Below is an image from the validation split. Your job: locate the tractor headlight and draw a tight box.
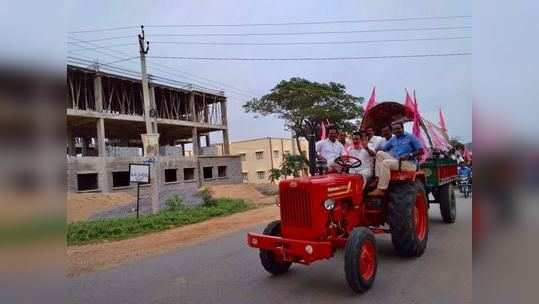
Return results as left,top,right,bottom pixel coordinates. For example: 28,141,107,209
323,199,336,210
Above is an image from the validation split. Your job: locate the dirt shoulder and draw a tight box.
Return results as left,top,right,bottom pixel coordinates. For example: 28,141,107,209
67,192,134,223
67,205,279,277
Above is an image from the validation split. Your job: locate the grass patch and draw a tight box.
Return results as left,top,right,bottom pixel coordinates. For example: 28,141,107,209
67,198,250,246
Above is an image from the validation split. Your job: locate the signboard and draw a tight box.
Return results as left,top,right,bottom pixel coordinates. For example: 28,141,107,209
129,163,150,183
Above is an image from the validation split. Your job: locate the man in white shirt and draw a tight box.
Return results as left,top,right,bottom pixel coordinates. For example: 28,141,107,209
346,131,376,188
316,125,344,168
366,127,387,151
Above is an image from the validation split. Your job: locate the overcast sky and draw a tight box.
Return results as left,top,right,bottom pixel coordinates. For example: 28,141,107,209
68,0,471,143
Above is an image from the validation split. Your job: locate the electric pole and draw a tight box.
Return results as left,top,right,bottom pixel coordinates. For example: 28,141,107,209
138,25,160,214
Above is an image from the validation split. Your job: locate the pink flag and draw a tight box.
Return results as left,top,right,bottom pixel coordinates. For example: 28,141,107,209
404,89,414,111
463,146,472,161
412,97,429,162
438,107,447,131
320,120,327,140
364,86,376,112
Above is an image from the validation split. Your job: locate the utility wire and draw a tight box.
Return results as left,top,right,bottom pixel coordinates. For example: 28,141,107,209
145,15,472,27
148,53,472,61
68,15,471,33
69,26,139,34
68,36,470,53
67,26,471,43
68,35,257,98
148,26,472,38
151,36,471,46
68,43,138,53
102,56,140,65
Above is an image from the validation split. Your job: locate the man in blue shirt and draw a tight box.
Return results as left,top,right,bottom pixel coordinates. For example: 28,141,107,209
368,121,424,196
458,162,472,178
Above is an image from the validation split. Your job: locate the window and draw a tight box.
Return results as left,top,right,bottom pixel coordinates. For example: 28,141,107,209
242,172,248,182
165,168,178,183
284,150,290,155
273,150,280,158
239,153,246,161
183,168,195,181
217,166,227,178
203,167,213,179
256,171,265,180
255,151,264,160
77,173,98,191
112,171,130,188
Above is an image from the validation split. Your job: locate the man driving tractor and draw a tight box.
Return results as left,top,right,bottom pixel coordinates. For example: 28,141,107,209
315,125,345,170
368,121,424,196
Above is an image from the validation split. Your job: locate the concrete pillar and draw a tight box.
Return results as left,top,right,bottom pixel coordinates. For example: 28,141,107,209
192,127,199,156
149,85,158,133
189,92,196,122
94,75,103,111
67,128,76,156
96,119,106,156
81,137,89,156
220,99,230,155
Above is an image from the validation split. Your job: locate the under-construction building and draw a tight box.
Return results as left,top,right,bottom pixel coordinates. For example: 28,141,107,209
66,60,241,203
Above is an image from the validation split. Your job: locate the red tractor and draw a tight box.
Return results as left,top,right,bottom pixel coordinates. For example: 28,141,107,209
246,102,433,293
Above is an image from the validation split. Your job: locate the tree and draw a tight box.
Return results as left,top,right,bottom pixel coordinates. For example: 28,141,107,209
243,78,364,155
268,168,282,184
268,154,308,183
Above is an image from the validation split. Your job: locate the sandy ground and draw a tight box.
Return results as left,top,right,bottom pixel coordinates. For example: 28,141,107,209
208,183,276,206
67,192,135,223
67,205,279,277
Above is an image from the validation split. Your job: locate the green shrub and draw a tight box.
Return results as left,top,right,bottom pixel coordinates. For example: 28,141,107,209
165,195,186,211
195,187,215,207
67,198,250,246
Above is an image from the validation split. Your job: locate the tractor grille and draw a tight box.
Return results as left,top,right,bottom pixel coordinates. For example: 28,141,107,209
280,188,312,228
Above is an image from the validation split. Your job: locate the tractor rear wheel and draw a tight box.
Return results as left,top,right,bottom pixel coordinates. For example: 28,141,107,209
437,183,457,223
344,227,377,294
388,181,429,257
259,220,291,275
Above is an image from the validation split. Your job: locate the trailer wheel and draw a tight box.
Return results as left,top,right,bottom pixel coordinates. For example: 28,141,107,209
344,227,377,294
437,183,457,223
388,181,429,257
259,220,291,275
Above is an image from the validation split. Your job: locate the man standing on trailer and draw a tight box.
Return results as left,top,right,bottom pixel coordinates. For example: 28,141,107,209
368,121,423,196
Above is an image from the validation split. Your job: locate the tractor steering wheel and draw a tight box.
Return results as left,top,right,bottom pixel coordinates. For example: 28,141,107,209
334,155,362,170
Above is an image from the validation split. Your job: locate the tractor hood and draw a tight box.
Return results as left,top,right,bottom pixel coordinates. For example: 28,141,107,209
278,174,363,240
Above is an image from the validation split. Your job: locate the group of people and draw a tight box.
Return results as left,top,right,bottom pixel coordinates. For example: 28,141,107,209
315,122,423,196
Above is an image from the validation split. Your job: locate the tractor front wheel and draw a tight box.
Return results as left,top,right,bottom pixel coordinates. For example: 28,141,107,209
344,227,377,294
437,183,457,223
388,181,429,257
259,220,291,275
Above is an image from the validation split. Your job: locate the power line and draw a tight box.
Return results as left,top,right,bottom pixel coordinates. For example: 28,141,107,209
149,53,471,61
148,26,472,38
67,26,471,42
68,43,138,53
144,15,472,28
68,26,139,34
68,15,471,33
67,35,258,98
151,36,471,46
102,56,140,65
67,35,134,43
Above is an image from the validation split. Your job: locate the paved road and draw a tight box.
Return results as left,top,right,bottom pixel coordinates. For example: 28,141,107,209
70,196,472,304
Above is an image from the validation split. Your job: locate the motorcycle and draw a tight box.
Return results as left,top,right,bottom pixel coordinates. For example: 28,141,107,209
458,175,472,198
